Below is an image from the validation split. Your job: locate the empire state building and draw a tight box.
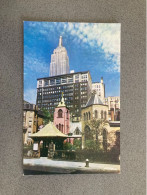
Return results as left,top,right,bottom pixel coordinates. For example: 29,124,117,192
49,36,70,76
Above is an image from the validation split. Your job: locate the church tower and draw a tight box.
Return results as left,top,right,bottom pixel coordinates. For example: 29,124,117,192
50,36,70,76
53,92,70,135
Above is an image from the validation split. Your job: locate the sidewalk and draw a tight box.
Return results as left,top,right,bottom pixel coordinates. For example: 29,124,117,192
23,158,120,174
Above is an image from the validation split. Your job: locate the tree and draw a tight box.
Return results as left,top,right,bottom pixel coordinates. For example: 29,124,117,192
41,108,53,125
63,142,73,150
73,139,82,149
84,118,109,149
85,140,98,150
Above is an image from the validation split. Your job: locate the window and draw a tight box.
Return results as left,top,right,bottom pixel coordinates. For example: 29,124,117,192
39,80,42,87
82,74,88,81
75,74,79,83
74,128,80,135
84,125,92,141
88,112,91,120
86,113,88,120
50,79,55,85
44,80,48,86
115,131,120,150
84,113,86,121
103,129,107,151
56,78,61,85
59,124,61,131
104,111,107,119
95,110,98,118
68,78,73,83
58,109,63,118
67,110,68,119
101,110,103,119
62,78,67,84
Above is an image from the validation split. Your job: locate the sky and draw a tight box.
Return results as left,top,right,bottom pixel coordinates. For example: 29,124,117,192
24,22,120,104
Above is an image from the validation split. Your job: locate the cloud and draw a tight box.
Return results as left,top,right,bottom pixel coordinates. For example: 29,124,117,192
24,88,37,104
24,54,49,74
25,22,120,72
60,23,121,72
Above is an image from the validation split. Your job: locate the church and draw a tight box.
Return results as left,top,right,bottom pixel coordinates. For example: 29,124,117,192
81,92,120,151
53,92,70,135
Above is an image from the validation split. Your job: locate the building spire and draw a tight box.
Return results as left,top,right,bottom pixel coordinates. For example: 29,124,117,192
61,92,64,103
50,35,69,76
59,36,62,47
57,92,66,107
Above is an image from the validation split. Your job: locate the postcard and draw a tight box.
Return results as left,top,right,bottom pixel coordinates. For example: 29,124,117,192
23,22,120,174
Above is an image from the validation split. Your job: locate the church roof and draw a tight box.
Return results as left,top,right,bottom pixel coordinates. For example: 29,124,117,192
30,122,67,138
86,93,103,107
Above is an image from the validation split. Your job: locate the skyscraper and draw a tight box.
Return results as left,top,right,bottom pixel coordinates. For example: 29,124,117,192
50,36,70,76
36,71,92,117
92,77,105,101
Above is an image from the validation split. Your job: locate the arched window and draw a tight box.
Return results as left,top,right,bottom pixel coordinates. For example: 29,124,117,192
86,113,88,120
103,129,107,151
56,125,58,129
104,111,107,119
115,131,120,153
84,113,86,121
95,110,98,118
62,124,64,133
74,127,80,135
88,112,91,120
101,110,103,119
58,109,63,118
59,123,61,131
117,111,120,121
84,125,92,141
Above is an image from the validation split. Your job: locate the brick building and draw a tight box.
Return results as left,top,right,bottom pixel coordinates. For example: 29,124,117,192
53,93,70,135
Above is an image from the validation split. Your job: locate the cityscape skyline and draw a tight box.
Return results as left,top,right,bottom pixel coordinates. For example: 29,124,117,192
24,22,120,104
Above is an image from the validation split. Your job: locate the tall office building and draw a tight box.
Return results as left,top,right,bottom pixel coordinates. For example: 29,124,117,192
104,96,120,110
92,77,105,101
36,71,92,117
50,36,69,76
23,101,44,145
104,96,120,121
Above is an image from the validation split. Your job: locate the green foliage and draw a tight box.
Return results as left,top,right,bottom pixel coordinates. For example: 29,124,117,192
87,118,108,138
75,150,119,163
63,142,73,150
73,139,82,149
41,108,53,125
62,140,82,151
110,131,120,156
84,119,109,151
85,140,100,151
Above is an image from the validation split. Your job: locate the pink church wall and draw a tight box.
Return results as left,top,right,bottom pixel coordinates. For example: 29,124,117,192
54,107,70,135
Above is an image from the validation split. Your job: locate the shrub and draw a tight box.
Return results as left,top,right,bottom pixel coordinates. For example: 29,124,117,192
73,139,82,149
63,142,73,150
85,140,100,151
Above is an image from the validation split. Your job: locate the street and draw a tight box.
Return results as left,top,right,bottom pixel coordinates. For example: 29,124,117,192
23,157,120,174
